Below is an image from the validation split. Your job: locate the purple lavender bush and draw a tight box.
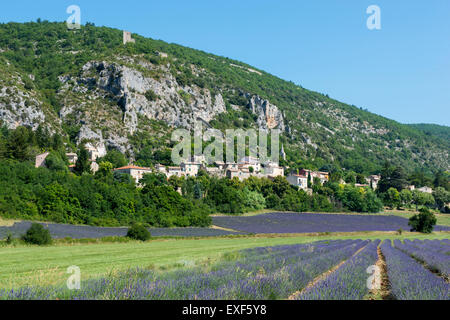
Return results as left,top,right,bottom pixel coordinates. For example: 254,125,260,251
381,241,449,300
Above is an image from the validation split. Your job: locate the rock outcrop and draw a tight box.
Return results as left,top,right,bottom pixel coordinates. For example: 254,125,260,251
245,94,285,131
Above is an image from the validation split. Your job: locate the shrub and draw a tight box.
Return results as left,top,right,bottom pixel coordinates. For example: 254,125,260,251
22,223,52,245
126,223,151,241
144,90,159,102
408,207,437,233
6,233,13,244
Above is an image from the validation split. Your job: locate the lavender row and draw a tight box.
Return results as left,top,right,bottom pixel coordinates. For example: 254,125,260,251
406,239,450,256
212,212,450,234
1,240,367,300
394,240,450,278
0,221,245,239
380,241,449,300
190,240,369,300
297,240,380,300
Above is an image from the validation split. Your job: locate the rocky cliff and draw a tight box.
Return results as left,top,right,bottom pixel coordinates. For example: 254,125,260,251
0,22,447,172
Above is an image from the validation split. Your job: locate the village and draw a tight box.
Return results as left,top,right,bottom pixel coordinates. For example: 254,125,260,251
33,147,437,195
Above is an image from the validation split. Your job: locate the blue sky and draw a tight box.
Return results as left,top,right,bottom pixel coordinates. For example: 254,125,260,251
2,1,449,126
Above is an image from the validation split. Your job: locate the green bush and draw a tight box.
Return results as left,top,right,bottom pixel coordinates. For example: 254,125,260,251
126,223,151,241
22,223,52,245
408,207,437,233
144,90,159,102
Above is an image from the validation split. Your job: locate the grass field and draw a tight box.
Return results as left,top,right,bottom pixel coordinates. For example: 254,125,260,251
1,231,448,290
382,209,450,227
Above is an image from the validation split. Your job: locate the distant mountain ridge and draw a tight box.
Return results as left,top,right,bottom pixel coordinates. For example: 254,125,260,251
0,21,448,173
407,123,450,142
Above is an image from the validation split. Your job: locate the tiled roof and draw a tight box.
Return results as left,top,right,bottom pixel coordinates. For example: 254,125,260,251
114,165,152,171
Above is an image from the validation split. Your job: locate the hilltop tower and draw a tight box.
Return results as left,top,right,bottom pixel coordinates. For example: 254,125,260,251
123,31,135,45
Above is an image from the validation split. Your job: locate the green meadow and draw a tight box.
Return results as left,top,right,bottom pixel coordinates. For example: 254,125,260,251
1,231,448,290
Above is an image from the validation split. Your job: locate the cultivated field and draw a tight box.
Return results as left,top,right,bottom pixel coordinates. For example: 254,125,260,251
1,238,448,300
1,212,449,240
0,231,449,293
1,212,449,300
212,212,450,234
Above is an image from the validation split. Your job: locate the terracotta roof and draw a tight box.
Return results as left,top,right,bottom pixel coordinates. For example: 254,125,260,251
114,165,152,171
290,174,307,178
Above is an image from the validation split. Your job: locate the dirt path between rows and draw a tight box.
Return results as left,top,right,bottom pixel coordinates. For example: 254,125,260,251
367,244,395,300
287,243,368,300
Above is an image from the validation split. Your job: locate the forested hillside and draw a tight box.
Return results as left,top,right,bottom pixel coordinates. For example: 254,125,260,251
407,124,450,143
0,21,448,174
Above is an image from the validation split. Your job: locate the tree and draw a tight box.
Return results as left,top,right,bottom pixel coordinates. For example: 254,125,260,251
96,161,113,178
408,208,436,233
356,173,366,184
74,145,91,175
45,151,68,171
5,126,34,161
51,134,64,151
433,170,449,191
242,188,265,210
313,177,321,186
377,163,408,193
412,190,435,211
344,171,356,184
193,183,203,199
433,187,450,212
22,223,52,245
97,150,128,168
385,187,400,209
140,172,167,187
409,170,433,188
126,223,151,241
365,190,384,213
399,189,413,209
329,170,343,183
168,175,182,190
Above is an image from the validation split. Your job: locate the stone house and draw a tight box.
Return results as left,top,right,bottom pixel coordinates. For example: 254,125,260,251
35,152,50,168
365,175,381,190
226,167,250,181
113,165,152,184
180,161,202,177
239,156,261,173
262,162,284,178
167,166,185,178
287,174,308,190
417,186,433,194
298,169,329,185
66,153,78,164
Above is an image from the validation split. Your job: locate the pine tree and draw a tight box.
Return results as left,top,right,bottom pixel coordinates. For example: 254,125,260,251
74,145,91,175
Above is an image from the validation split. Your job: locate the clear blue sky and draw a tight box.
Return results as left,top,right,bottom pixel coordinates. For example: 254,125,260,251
2,0,449,126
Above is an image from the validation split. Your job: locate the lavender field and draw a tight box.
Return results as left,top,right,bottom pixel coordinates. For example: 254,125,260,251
212,212,450,234
0,221,244,239
2,212,449,240
1,239,448,300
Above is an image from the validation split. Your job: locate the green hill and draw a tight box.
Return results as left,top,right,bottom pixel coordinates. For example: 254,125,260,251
407,124,450,142
0,21,448,174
